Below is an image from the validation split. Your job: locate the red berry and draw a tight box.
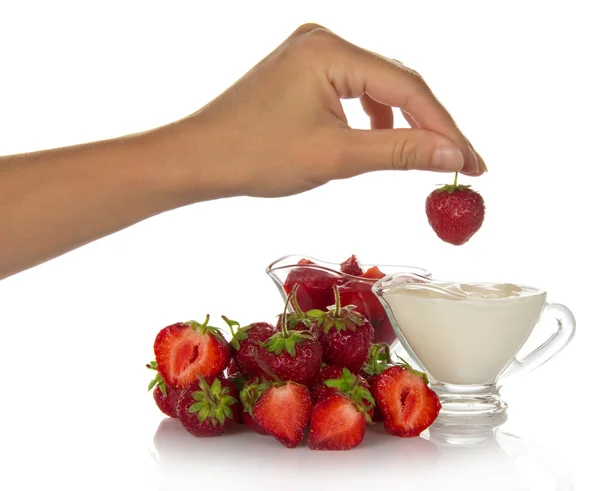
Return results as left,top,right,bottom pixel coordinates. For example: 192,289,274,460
425,178,485,246
176,376,239,437
311,286,374,373
154,316,231,388
252,381,312,448
222,317,277,379
146,360,181,418
308,393,367,451
372,365,441,437
283,258,342,311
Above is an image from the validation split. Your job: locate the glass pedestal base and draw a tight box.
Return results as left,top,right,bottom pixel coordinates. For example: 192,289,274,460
433,383,507,418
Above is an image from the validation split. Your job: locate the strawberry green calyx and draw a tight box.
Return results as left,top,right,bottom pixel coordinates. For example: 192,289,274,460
262,285,315,357
434,171,471,194
188,376,238,427
361,343,393,376
240,378,270,417
280,287,312,330
146,360,167,396
309,285,366,334
184,315,228,344
221,316,250,351
324,367,375,423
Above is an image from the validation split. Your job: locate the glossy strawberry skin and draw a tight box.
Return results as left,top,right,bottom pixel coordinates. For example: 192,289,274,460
233,322,277,379
283,259,342,312
308,393,367,450
311,365,373,419
242,411,268,435
372,366,441,437
313,320,374,374
340,255,363,276
152,385,181,419
176,376,237,437
257,338,322,388
425,186,485,246
253,382,313,448
154,321,231,389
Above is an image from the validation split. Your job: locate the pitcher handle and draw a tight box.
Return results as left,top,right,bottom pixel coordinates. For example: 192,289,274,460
498,303,575,388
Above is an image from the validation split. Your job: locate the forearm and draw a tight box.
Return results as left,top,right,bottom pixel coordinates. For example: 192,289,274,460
0,118,219,280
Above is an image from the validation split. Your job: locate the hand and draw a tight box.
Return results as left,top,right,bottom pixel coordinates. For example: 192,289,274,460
179,23,486,199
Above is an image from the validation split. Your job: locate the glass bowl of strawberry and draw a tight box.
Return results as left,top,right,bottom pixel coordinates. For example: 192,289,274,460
266,254,431,345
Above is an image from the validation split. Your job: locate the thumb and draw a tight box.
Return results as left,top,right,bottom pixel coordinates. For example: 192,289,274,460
337,127,465,178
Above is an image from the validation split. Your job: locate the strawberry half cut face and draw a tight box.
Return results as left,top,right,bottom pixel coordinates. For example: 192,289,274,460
154,316,231,388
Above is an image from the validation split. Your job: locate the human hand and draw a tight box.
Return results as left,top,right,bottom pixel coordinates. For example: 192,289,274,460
176,23,486,199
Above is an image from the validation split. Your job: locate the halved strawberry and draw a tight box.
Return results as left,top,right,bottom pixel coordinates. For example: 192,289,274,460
154,315,231,388
371,364,441,437
308,393,368,450
239,377,271,435
251,380,312,448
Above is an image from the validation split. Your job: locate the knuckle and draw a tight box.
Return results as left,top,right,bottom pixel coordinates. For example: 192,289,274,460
392,139,418,170
292,23,328,37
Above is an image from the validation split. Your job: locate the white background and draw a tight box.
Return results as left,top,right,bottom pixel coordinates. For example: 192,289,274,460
0,1,597,489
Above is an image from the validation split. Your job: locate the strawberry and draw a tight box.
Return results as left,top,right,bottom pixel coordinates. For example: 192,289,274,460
307,393,369,451
222,317,277,379
361,265,386,280
359,343,395,423
154,315,231,388
371,363,441,437
239,376,270,435
176,375,239,437
221,376,243,424
310,285,374,373
146,360,181,418
311,366,375,421
283,258,341,312
340,254,363,277
248,379,312,448
257,287,322,387
425,173,485,246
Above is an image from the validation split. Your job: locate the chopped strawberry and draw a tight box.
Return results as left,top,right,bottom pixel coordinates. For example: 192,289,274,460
361,266,386,280
372,364,441,437
176,376,239,437
251,380,312,448
146,360,181,418
340,255,364,277
239,377,270,435
154,316,231,388
283,258,342,312
308,393,367,450
310,285,374,373
222,317,277,379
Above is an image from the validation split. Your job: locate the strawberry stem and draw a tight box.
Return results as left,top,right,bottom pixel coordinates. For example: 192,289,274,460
333,284,341,317
453,171,458,187
221,315,239,337
280,285,297,338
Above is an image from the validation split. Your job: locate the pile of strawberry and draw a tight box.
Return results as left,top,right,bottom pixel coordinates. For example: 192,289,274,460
147,285,441,450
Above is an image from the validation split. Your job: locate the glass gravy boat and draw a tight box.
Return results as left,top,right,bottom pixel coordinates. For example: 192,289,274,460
373,273,576,418
266,254,431,345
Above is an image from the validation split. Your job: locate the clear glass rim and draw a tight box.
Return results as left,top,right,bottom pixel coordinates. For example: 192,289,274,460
266,253,432,283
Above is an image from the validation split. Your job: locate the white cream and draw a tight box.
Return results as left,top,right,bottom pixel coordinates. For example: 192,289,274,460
382,282,546,385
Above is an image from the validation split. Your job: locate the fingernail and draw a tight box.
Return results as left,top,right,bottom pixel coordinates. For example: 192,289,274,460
470,148,481,174
431,147,464,171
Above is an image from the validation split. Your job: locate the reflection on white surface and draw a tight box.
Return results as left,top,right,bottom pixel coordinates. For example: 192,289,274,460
149,414,572,491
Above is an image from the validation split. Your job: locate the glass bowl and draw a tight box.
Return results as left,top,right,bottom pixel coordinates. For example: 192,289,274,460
266,254,431,345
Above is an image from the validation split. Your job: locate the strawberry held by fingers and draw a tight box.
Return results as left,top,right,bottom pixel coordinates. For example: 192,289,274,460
425,172,485,246
153,315,232,388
